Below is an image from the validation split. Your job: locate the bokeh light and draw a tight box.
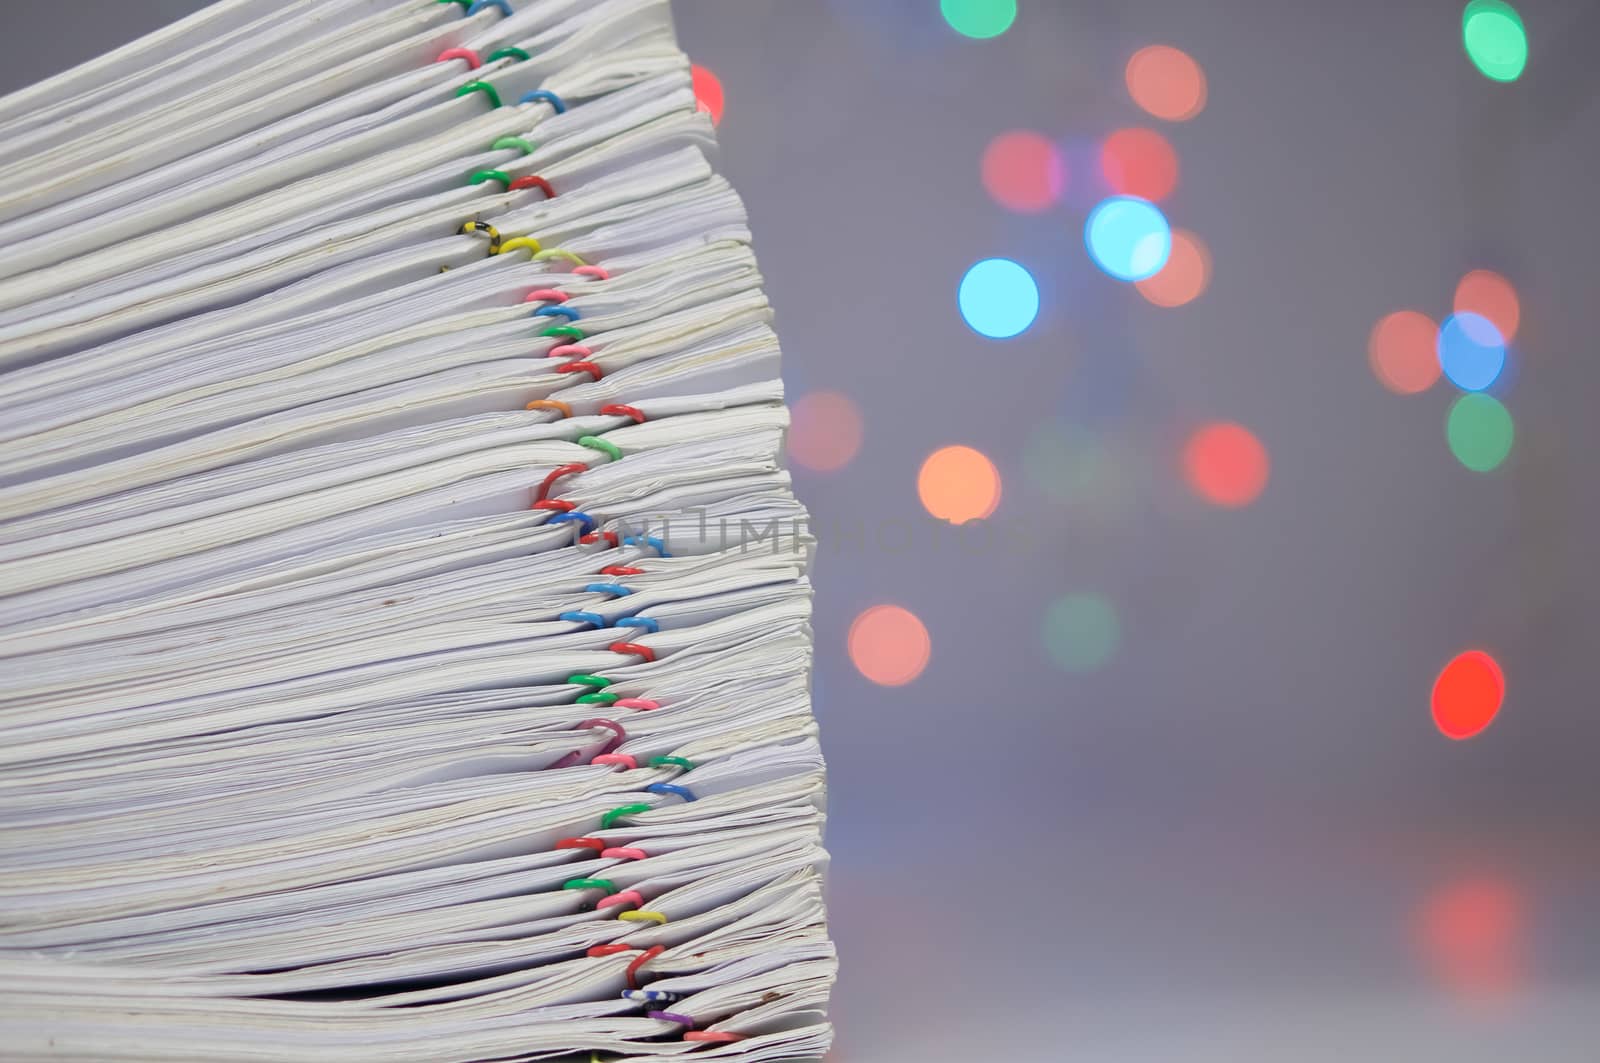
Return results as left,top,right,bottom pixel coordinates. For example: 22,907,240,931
981,130,1066,213
940,0,1016,39
788,391,863,472
1022,421,1132,518
1416,876,1526,998
957,258,1039,338
1437,311,1506,392
1454,269,1520,343
918,445,1002,524
1182,422,1269,507
691,64,725,125
1135,228,1211,307
1042,593,1121,672
1447,393,1514,472
1368,309,1442,395
1462,0,1528,83
1125,44,1207,122
848,605,931,686
1085,196,1171,281
1099,127,1179,202
1432,650,1505,739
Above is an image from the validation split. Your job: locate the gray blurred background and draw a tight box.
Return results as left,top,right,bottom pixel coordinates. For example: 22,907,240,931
5,1,1599,1059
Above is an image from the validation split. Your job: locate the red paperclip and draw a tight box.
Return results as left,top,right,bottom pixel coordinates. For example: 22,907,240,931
536,462,587,502
555,361,603,381
508,175,555,197
626,945,666,989
435,47,481,68
555,837,606,852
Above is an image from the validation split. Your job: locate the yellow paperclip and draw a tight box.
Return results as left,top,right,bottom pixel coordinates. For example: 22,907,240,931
617,910,668,925
458,220,501,255
534,247,588,265
498,236,543,256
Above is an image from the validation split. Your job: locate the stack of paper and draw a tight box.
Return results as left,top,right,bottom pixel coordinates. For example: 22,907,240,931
0,1,832,1059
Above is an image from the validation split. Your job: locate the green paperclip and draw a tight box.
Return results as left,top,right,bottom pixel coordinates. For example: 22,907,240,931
455,80,502,109
601,803,653,830
578,436,622,462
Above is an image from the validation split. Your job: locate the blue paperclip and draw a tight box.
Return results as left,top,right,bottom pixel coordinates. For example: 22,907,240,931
547,511,596,535
520,89,567,113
